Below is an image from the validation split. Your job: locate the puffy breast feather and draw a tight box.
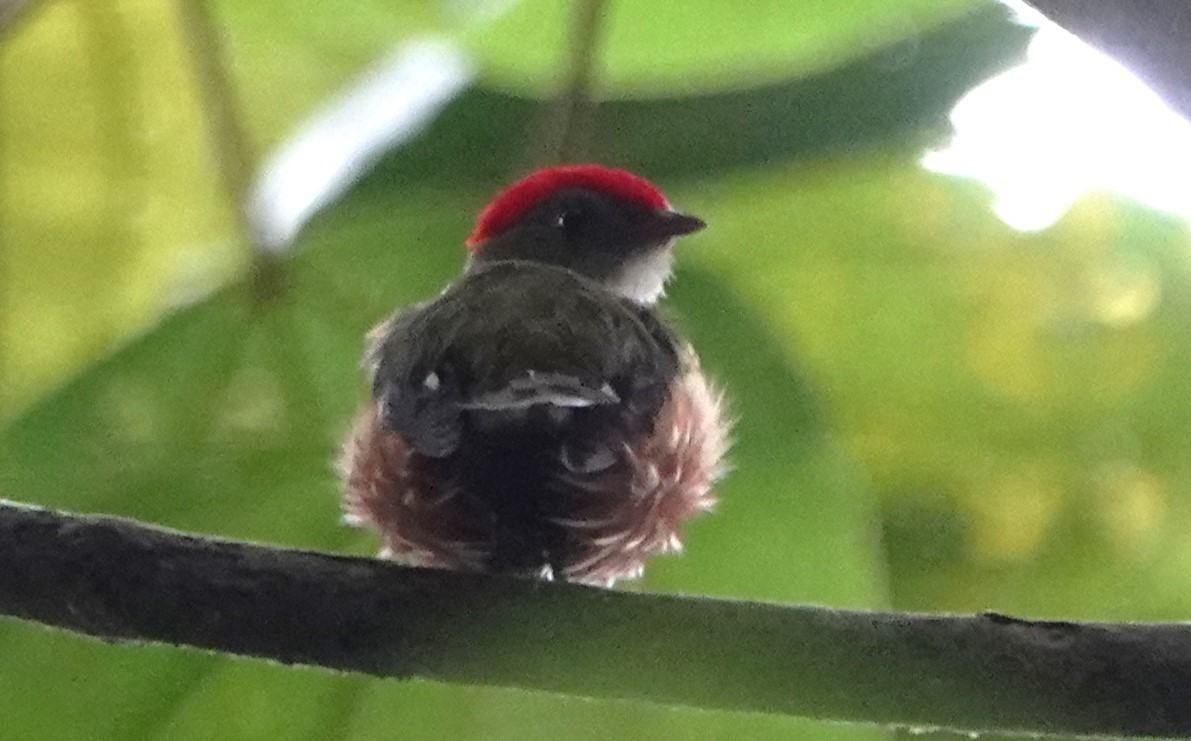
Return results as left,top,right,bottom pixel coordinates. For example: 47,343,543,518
371,261,681,399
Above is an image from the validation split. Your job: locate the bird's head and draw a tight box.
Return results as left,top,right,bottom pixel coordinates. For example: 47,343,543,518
464,165,705,305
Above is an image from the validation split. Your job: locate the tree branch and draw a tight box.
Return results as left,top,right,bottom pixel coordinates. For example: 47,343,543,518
2,499,1190,738
1024,0,1191,121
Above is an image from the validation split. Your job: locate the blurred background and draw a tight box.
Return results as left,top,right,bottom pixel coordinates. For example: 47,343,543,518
3,0,1191,739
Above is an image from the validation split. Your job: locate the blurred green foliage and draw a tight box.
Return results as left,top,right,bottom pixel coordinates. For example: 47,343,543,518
1,0,1187,739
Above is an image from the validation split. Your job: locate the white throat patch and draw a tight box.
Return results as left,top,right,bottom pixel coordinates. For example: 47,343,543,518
611,243,675,305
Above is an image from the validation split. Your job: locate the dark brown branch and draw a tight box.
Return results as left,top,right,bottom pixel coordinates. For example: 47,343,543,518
2,501,1191,737
1025,0,1191,121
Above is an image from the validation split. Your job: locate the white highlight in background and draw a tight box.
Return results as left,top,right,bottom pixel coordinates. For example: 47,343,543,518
249,41,474,251
923,15,1191,232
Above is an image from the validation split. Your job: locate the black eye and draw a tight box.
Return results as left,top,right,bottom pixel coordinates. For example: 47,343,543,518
554,209,586,238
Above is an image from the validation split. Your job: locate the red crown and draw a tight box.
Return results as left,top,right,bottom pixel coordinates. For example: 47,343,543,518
466,165,669,249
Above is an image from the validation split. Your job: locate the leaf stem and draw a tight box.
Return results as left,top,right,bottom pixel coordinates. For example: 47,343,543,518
541,0,610,164
0,0,36,38
175,0,280,293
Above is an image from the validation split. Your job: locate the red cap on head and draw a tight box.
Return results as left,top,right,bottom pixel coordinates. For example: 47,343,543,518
466,165,670,250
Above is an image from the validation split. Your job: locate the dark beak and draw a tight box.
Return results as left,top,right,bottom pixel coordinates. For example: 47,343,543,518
648,209,706,241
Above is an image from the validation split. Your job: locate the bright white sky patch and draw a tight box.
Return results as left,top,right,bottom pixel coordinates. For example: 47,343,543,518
922,7,1191,232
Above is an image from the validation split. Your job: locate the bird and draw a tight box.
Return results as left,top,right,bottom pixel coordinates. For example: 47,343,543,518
338,164,730,586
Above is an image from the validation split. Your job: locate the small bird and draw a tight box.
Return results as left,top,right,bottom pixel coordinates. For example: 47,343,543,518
339,165,730,585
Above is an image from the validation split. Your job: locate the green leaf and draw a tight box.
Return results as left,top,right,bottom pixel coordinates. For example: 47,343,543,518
467,0,987,94
0,0,240,414
340,5,1026,197
678,152,1191,741
0,0,460,417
